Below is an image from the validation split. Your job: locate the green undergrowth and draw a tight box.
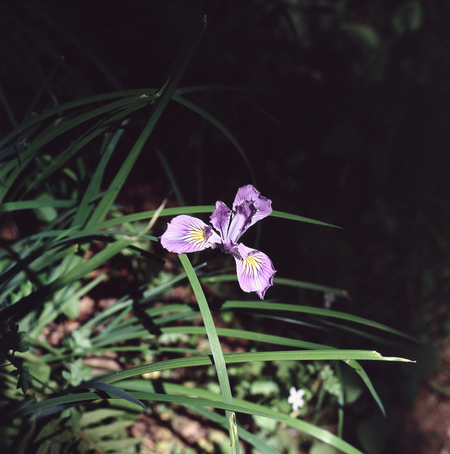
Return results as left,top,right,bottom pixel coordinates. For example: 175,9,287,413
0,3,419,454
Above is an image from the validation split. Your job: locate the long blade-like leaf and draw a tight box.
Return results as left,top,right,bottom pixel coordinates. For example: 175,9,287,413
179,252,240,452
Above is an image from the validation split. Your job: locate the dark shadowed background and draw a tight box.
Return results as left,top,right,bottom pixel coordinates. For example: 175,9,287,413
2,1,450,452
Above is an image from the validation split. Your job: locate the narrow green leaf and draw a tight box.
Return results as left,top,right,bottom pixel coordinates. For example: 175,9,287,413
201,275,349,298
162,325,327,350
221,350,411,363
271,210,341,228
179,253,240,452
221,301,420,343
12,391,288,421
273,277,349,297
0,141,25,164
0,199,74,212
76,381,144,408
80,205,216,234
92,349,411,387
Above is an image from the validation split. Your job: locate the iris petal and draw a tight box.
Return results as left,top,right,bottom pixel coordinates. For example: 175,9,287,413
210,201,231,238
233,243,276,299
226,200,256,242
211,185,272,243
160,215,220,253
233,184,272,228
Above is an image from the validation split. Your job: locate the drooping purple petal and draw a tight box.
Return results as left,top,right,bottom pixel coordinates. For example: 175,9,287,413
210,201,231,238
232,243,276,299
160,215,220,254
232,184,273,232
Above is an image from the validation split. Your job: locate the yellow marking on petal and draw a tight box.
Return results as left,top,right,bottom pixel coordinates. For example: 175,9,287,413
187,226,208,246
242,254,262,275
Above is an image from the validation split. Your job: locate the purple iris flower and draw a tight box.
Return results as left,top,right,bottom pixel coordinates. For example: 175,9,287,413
160,185,276,299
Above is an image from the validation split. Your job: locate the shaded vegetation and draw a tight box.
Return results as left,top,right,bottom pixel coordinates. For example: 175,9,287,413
0,1,448,453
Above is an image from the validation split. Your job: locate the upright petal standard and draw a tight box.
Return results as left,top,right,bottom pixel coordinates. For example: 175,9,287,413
160,185,276,299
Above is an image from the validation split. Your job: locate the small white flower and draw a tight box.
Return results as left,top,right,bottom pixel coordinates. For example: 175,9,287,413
323,292,336,309
287,386,305,411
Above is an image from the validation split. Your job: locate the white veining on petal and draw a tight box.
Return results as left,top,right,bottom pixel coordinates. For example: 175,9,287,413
185,225,209,248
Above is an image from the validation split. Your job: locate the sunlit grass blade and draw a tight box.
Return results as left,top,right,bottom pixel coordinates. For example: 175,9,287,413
80,205,217,234
179,253,240,453
27,272,106,338
11,391,288,421
52,230,160,247
94,350,410,385
346,358,386,416
221,350,411,363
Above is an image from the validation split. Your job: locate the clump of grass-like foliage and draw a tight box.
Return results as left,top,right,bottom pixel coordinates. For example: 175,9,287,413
0,5,415,454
